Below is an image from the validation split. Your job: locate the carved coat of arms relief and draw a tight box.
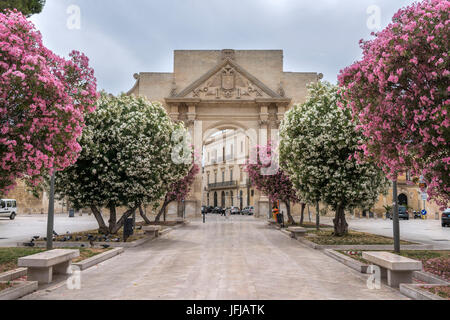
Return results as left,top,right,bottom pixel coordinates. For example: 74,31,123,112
191,65,264,100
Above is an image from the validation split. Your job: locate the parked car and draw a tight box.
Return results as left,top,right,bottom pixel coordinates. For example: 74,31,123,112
0,199,17,220
230,206,240,215
206,206,214,213
442,208,450,227
225,207,232,215
241,206,255,215
213,207,225,214
389,206,409,220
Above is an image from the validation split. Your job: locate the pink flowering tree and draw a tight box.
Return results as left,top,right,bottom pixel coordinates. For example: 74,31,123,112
152,162,200,223
245,143,302,225
338,0,449,209
0,10,98,194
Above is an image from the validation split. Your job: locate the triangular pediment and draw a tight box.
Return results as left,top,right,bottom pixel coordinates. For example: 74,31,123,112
175,58,281,100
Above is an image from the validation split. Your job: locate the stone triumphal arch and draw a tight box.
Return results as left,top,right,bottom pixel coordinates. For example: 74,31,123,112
128,49,320,218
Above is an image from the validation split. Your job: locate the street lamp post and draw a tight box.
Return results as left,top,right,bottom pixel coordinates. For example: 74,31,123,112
392,179,400,253
46,172,56,250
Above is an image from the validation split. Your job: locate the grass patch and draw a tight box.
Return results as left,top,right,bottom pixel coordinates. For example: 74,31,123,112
305,229,413,246
0,248,45,273
338,250,450,281
72,248,112,263
0,247,110,273
35,225,150,244
0,282,13,291
422,286,450,299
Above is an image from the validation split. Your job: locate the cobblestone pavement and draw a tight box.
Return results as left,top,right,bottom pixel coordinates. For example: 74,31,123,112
23,215,407,300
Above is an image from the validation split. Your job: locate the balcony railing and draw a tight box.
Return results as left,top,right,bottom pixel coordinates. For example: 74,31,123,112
208,181,238,189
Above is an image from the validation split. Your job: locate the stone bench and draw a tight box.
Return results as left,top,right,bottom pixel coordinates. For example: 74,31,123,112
362,251,422,288
18,249,79,284
286,227,307,239
143,225,162,237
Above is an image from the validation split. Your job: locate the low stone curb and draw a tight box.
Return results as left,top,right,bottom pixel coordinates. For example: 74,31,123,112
267,222,282,230
294,237,432,251
0,281,38,300
322,249,369,273
279,229,291,237
0,268,27,282
413,271,449,286
72,247,124,271
400,284,448,300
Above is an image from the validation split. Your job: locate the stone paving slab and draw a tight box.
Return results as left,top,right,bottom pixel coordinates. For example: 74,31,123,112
22,216,407,300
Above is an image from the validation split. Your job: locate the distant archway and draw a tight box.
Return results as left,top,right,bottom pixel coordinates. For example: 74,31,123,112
214,192,218,207
221,191,226,207
398,193,408,207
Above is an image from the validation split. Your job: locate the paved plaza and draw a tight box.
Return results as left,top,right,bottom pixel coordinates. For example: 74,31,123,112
23,215,406,300
0,214,100,247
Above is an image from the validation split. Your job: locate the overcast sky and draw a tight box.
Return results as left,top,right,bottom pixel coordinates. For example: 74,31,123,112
30,0,417,95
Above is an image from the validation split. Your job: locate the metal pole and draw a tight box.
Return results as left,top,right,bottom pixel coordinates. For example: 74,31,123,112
46,172,55,250
392,180,400,253
316,202,320,230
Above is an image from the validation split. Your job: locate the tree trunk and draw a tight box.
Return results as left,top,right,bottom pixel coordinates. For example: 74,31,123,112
155,197,170,223
139,204,152,224
110,206,138,234
90,206,109,234
316,202,320,230
108,204,117,234
285,201,295,224
299,203,306,225
333,205,348,236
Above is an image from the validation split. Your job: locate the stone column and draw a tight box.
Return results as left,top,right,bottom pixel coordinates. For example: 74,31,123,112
169,103,180,122
183,103,203,218
257,103,270,218
259,104,269,145
276,103,286,129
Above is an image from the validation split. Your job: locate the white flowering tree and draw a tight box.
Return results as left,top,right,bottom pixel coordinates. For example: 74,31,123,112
280,82,387,236
55,93,191,234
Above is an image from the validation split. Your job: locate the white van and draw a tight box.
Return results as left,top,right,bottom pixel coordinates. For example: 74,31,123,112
0,199,17,220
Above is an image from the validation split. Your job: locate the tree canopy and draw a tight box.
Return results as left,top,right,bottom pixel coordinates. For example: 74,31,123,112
245,143,300,224
339,0,449,208
0,10,97,194
55,93,191,234
280,82,387,236
0,0,46,17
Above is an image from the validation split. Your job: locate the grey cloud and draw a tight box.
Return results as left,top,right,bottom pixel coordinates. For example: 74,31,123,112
30,0,417,94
